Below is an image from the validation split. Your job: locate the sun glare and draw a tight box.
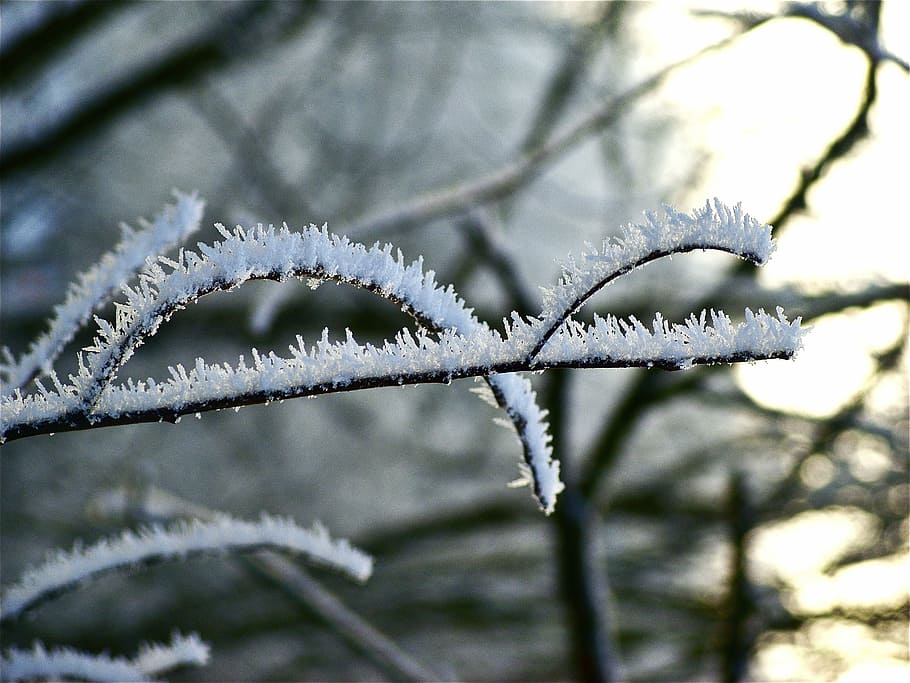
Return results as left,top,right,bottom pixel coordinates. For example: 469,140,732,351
637,2,910,679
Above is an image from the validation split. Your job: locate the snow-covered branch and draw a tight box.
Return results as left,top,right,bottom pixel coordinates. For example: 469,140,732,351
34,218,559,512
527,199,776,359
1,514,372,621
1,632,210,683
88,484,448,683
0,192,204,391
0,197,803,515
0,307,802,442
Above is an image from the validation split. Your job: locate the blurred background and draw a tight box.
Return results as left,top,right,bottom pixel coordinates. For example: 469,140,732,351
1,1,907,681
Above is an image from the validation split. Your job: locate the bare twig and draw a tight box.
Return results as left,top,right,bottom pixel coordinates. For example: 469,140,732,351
344,32,746,239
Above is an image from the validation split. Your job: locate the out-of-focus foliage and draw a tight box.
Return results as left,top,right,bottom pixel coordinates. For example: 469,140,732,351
1,1,906,681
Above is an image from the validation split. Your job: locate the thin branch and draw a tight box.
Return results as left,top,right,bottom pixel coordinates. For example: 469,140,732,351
721,472,757,683
1,514,371,622
545,368,624,682
187,82,316,221
696,2,907,72
1,633,209,683
344,31,746,238
1,314,799,444
697,1,895,235
0,192,204,391
529,199,776,360
0,1,137,89
459,208,538,317
519,2,623,154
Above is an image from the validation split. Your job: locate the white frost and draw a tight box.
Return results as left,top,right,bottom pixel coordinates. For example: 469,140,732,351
534,307,803,367
1,514,372,620
131,631,211,677
0,198,804,517
0,191,204,391
1,218,562,512
1,632,209,683
532,198,776,357
2,308,802,436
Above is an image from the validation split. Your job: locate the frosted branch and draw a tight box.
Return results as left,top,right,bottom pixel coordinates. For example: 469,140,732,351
131,631,212,678
1,514,372,621
528,199,776,359
1,307,802,443
0,191,204,391
75,222,485,405
1,632,209,683
34,219,559,513
89,484,448,683
0,198,804,516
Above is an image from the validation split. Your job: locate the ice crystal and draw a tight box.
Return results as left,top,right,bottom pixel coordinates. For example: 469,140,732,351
531,199,775,358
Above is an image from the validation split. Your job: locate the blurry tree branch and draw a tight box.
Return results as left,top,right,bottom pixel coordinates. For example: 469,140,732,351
694,1,906,238
0,0,136,89
519,2,627,155
0,1,321,179
447,14,894,678
459,208,538,318
695,2,908,72
346,30,747,239
188,83,314,221
546,368,624,683
582,281,908,502
768,61,879,230
761,332,908,515
721,472,757,683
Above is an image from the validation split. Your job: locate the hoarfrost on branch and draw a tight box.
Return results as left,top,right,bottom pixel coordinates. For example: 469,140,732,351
1,632,210,683
0,196,803,515
1,514,372,621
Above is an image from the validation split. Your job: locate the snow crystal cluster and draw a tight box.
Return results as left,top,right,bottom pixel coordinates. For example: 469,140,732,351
535,307,801,369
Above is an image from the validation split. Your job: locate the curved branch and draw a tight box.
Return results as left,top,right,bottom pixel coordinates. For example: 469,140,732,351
1,514,371,621
526,199,776,359
1,200,802,516
75,222,481,408
10,220,563,512
0,192,204,391
1,633,209,683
